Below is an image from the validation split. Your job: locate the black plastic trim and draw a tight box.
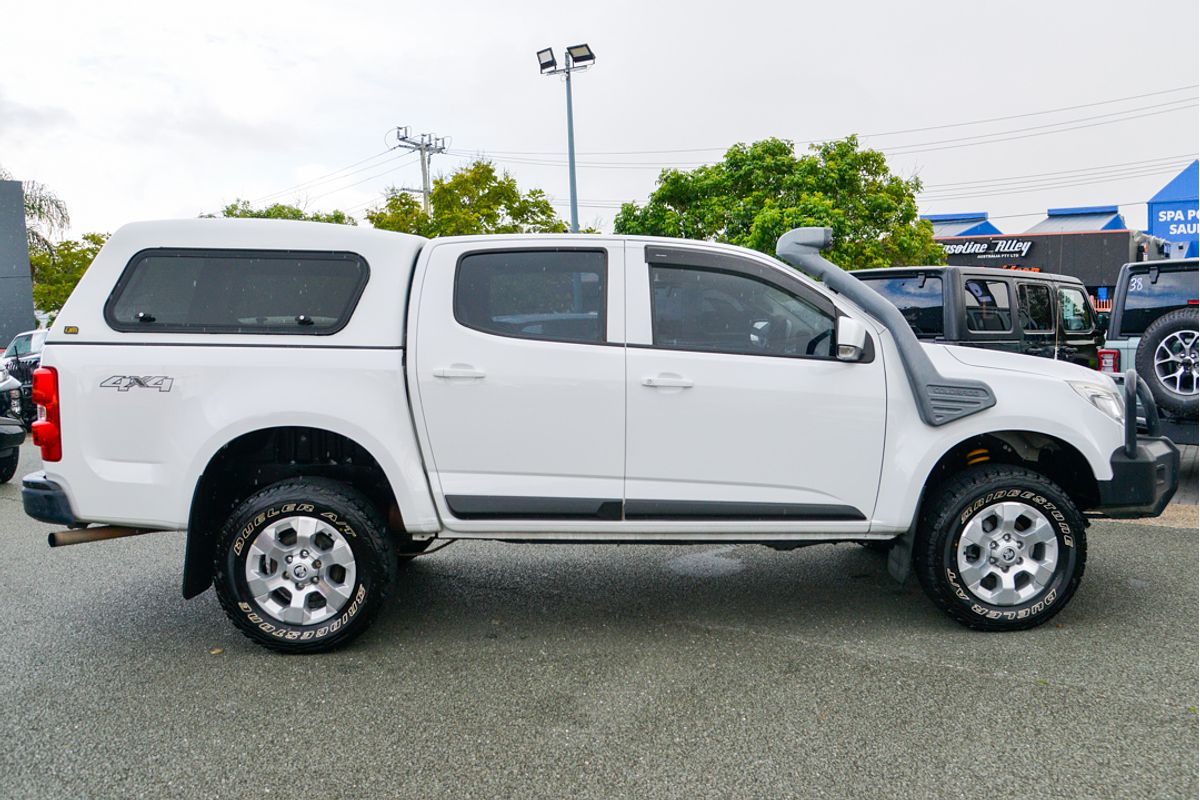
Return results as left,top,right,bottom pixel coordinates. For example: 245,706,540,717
21,472,79,525
104,247,371,336
446,495,622,520
624,499,865,521
1095,437,1179,518
0,418,25,450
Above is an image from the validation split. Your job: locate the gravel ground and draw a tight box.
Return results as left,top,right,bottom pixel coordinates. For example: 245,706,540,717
1,442,1196,800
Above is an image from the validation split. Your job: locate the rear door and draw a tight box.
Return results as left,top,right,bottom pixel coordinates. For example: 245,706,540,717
960,276,1020,353
622,242,885,530
1015,281,1056,359
1055,284,1100,368
412,240,627,526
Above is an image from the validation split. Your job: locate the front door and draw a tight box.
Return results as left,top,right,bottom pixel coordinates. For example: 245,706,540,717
412,241,626,525
622,243,886,529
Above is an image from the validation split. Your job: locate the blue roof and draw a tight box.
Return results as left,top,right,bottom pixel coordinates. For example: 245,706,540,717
1025,207,1126,233
1148,160,1199,204
1046,205,1120,216
921,212,990,222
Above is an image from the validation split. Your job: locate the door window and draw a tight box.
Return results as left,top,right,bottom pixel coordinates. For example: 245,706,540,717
649,266,835,357
1119,270,1198,335
964,279,1012,332
857,274,944,337
1058,286,1094,332
455,250,607,344
1017,283,1054,332
106,249,369,334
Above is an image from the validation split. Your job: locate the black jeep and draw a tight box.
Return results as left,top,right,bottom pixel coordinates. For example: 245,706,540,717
853,266,1103,368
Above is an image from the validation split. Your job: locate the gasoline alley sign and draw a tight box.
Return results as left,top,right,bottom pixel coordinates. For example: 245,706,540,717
940,238,1034,259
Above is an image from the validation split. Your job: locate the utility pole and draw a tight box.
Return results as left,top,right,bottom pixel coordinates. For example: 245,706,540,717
391,126,447,214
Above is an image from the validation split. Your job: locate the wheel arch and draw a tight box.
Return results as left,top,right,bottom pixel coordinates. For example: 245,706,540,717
182,423,430,599
886,429,1100,584
920,430,1100,512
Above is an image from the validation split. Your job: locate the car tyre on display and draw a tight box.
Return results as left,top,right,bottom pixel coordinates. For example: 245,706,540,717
914,465,1087,631
212,477,396,654
1135,307,1199,420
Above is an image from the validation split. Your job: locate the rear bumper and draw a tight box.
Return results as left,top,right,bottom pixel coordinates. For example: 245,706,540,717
1095,438,1179,517
0,418,24,451
21,472,79,525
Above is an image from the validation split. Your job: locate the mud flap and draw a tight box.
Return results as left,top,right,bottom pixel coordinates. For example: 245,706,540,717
887,524,916,584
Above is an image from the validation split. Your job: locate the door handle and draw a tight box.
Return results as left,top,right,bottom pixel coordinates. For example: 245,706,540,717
643,374,694,389
433,365,486,380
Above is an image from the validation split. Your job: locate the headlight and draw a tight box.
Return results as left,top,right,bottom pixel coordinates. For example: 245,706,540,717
1069,381,1124,425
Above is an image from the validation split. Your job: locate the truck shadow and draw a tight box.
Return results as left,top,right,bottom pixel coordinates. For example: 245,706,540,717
372,542,935,640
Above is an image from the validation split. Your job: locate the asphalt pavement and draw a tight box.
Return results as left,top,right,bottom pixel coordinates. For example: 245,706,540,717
1,442,1196,800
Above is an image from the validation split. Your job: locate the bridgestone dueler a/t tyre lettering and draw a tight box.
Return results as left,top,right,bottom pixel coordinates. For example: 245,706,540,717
213,478,396,653
914,465,1087,631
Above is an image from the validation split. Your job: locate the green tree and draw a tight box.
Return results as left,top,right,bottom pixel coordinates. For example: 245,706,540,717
208,200,357,225
367,160,569,236
0,164,71,255
614,136,944,269
29,232,108,321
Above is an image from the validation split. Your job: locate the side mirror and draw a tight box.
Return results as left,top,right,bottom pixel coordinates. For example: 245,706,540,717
836,317,868,362
1095,312,1110,335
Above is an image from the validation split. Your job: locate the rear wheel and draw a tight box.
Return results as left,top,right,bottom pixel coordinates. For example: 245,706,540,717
1136,307,1199,419
914,465,1086,631
213,478,395,653
0,449,17,483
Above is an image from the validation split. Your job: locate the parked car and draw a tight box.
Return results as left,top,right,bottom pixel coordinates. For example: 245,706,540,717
20,220,1178,652
853,266,1103,368
1099,258,1198,445
0,366,24,483
2,329,47,430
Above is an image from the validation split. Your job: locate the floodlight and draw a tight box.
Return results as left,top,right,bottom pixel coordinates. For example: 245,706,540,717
536,48,557,72
566,44,595,65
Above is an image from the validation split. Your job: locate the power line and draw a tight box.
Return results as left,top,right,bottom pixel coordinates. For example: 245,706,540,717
448,99,1197,170
250,147,400,204
920,164,1191,202
548,156,1196,209
449,83,1199,158
918,153,1197,189
882,99,1197,155
305,155,420,202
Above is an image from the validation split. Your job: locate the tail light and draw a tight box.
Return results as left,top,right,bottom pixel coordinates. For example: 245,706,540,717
1097,349,1120,374
31,366,61,462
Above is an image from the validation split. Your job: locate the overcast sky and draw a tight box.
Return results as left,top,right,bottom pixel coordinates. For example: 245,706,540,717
2,0,1197,240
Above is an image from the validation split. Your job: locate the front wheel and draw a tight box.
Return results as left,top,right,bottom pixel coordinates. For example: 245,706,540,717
213,478,396,653
914,465,1086,631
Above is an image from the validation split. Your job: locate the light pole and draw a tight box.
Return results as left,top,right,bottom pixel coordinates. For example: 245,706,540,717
537,44,595,234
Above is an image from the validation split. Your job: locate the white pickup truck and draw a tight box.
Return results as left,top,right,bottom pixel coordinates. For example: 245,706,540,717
21,220,1179,652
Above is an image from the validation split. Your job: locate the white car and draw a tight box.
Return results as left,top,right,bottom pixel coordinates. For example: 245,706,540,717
20,220,1179,652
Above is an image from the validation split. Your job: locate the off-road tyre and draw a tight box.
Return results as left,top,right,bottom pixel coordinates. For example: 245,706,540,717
1136,307,1198,419
0,449,17,483
914,465,1087,632
213,478,396,654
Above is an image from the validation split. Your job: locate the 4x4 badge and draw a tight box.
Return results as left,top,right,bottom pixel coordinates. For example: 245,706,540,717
100,375,174,393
